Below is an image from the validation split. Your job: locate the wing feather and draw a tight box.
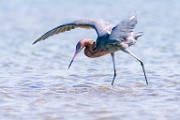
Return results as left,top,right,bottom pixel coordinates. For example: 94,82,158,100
33,19,112,44
109,12,138,41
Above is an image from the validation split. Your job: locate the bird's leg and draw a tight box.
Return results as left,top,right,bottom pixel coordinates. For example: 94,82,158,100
111,53,116,85
123,49,148,85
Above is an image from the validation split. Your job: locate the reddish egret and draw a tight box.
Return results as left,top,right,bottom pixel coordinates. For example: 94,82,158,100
33,12,148,85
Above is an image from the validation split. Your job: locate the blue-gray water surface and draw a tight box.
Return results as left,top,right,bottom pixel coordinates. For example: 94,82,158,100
0,0,180,120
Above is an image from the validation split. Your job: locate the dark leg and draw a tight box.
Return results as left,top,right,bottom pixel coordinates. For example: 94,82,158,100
111,53,116,85
123,49,148,85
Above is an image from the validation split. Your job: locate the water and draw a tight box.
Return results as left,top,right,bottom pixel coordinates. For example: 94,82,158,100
0,0,180,120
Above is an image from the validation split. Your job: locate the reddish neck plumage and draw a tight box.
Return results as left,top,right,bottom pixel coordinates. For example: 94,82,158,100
80,39,110,58
68,39,110,68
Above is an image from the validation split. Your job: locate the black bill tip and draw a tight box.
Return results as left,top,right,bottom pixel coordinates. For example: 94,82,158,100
68,60,74,69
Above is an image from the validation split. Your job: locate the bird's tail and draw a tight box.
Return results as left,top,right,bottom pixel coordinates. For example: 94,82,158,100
135,32,144,40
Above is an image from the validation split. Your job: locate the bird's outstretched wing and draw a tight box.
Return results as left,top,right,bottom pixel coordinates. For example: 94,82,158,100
109,12,138,41
33,19,112,44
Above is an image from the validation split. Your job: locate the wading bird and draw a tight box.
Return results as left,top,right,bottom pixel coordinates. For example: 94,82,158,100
33,12,148,85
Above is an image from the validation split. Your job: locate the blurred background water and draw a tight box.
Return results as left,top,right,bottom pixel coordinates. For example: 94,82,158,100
0,0,180,120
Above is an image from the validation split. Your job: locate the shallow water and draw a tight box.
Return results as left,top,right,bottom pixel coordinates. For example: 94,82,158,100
0,0,180,120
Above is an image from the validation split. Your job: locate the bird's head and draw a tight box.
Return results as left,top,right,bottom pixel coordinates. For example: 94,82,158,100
68,40,85,68
68,39,95,68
